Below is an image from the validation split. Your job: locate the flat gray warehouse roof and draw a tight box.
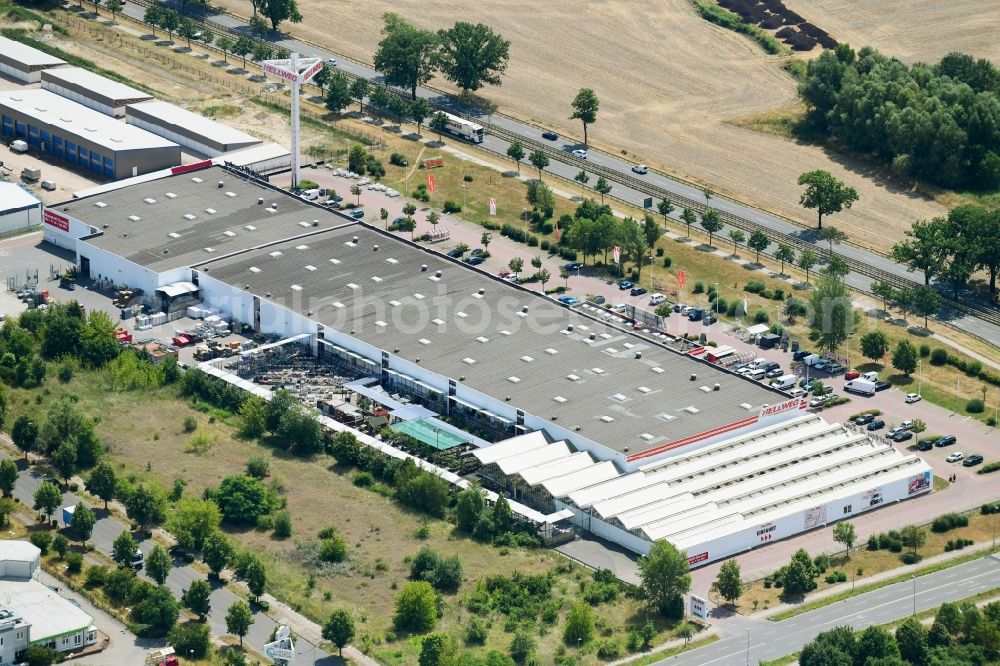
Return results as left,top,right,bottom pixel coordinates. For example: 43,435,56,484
0,35,66,69
126,101,262,152
63,165,349,272
41,66,152,105
196,222,783,455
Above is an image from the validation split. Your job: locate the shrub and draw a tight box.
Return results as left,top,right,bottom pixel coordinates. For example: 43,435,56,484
596,639,622,660
85,565,108,587
245,456,269,479
901,552,919,564
65,552,83,574
753,310,770,324
983,502,1000,514
772,288,785,301
930,348,948,365
182,416,197,433
931,513,969,533
715,297,728,313
919,344,930,357
967,398,985,413
527,235,539,247
692,282,705,294
352,471,374,487
662,257,672,268
29,532,51,555
273,511,292,538
57,363,73,383
744,280,766,294
978,462,1000,475
389,152,407,166
465,618,488,645
463,174,473,182
540,240,550,251
442,200,462,214
656,247,664,257
867,534,879,551
319,536,348,562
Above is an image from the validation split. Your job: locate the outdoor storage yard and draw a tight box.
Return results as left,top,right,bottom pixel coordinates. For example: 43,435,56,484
208,0,948,250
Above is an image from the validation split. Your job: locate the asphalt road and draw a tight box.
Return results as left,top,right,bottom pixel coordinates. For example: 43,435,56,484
3,452,337,664
664,554,1000,665
114,0,1000,347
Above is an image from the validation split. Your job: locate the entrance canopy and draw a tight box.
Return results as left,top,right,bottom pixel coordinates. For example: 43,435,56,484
156,281,199,298
392,417,469,450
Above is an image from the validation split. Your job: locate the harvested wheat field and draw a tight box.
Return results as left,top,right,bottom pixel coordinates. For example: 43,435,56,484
783,0,1000,64
210,0,947,249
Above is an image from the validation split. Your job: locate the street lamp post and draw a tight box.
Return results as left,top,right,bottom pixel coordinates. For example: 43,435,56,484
713,282,720,315
745,628,750,665
912,576,916,616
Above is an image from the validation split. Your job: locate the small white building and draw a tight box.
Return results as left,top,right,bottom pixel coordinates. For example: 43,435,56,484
0,183,41,235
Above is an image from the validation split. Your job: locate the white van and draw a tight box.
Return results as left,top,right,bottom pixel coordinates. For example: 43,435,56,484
300,188,320,201
746,368,766,381
770,374,797,390
860,371,879,382
803,354,823,367
649,293,666,306
845,379,877,396
9,140,27,154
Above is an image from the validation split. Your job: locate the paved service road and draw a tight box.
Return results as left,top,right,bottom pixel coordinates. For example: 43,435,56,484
663,555,1000,665
114,0,1000,347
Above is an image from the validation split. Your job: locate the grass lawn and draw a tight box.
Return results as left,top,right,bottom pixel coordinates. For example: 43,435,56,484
725,507,1000,616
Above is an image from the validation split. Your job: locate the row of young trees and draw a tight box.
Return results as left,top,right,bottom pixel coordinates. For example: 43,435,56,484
800,45,1000,190
373,13,510,99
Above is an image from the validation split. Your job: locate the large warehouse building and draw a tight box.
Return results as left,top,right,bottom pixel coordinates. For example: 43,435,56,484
0,183,41,235
0,35,67,83
126,101,262,157
0,89,181,179
40,164,933,563
41,66,153,118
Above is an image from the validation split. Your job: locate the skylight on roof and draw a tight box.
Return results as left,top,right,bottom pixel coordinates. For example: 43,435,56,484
298,222,311,228
205,208,217,214
165,192,177,199
223,231,236,238
456,312,468,319
389,300,401,307
591,368,605,375
418,338,431,345
191,177,203,183
429,274,441,282
499,330,512,336
554,396,568,403
462,357,476,365
600,415,614,423
545,348,558,355
265,206,277,213
651,367,664,374
414,293,425,300
684,406,700,414
578,324,590,331
305,265,317,271
386,258,399,265
204,247,215,253
94,201,107,208
269,251,283,258
128,215,141,222
432,318,444,325
600,333,613,340
638,386,651,393
249,267,261,273
296,245,309,250
521,356,534,363
332,301,344,309
344,240,357,248
507,376,521,384
375,320,387,328
640,433,655,441
245,225,257,231
612,393,627,401
225,192,237,198
476,336,489,343
329,258,340,265
290,284,302,291
567,374,580,381
144,197,156,204
346,283,359,290
183,213,196,220
606,347,618,354
371,276,383,283
168,232,180,239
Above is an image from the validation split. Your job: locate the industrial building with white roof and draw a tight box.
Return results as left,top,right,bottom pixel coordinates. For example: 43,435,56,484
39,164,933,564
126,100,262,157
0,35,68,83
40,66,153,117
0,89,181,179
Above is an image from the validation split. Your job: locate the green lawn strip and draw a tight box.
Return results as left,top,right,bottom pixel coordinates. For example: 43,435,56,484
769,548,1000,621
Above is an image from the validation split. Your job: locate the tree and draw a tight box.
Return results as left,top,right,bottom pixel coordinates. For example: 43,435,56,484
508,257,524,279
429,111,449,142
125,485,166,531
833,522,856,556
563,601,595,645
570,88,599,147
560,268,570,289
0,459,17,498
810,270,855,353
728,229,745,257
436,22,510,93
103,0,120,23
890,218,950,285
798,250,818,283
799,641,852,666
643,214,662,254
232,36,254,69
859,331,889,364
251,42,273,65
481,232,492,252
52,441,76,486
409,97,429,134
38,397,99,465
260,0,301,31
505,140,525,173
33,482,61,523
657,198,674,224
892,339,918,377
748,229,771,264
855,626,899,664
783,548,817,596
11,415,37,460
86,461,117,509
323,609,355,656
420,633,458,666
455,483,485,533
183,579,212,619
112,531,138,568
699,210,723,247
159,8,179,42
593,177,611,204
225,600,254,646
936,602,963,635
133,585,179,632
678,208,695,239
870,280,896,315
715,559,743,606
201,531,234,577
349,77,370,113
927,621,950,649
72,504,96,545
146,545,172,585
637,540,690,617
143,5,161,36
900,524,926,556
177,17,197,49
216,35,234,63
537,269,551,292
509,631,535,664
168,622,210,659
574,169,590,192
427,211,441,229
896,617,928,665
374,13,438,100
324,72,352,113
244,556,267,602
528,149,549,180
798,170,859,230
212,475,274,525
394,581,439,632
909,285,941,330
775,243,796,275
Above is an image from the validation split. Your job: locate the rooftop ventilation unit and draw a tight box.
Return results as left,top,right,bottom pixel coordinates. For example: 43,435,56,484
218,181,224,188
589,333,596,340
714,383,721,391
435,270,442,278
352,236,359,243
478,288,485,295
373,245,379,251
690,374,697,381
257,198,264,204
566,325,573,332
421,264,428,272
634,351,642,359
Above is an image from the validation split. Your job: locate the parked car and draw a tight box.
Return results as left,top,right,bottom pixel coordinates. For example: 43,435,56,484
649,293,667,306
874,380,892,392
326,57,338,67
558,296,580,305
542,131,558,141
854,413,876,425
905,393,922,403
812,359,830,372
844,370,860,380
799,377,816,390
765,368,784,379
760,361,780,372
564,262,583,272
348,208,364,219
825,363,845,375
946,452,965,463
572,148,588,159
630,287,647,297
447,248,464,258
917,440,934,451
464,256,485,266
963,454,984,467
887,424,912,438
747,368,767,381
687,308,704,322
934,435,957,448
867,419,886,431
792,349,812,361
471,248,486,257
618,280,634,290
809,395,831,408
892,430,914,443
860,372,880,382
632,164,649,174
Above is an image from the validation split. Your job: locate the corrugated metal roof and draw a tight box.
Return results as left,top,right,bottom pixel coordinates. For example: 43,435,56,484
496,442,572,476
518,451,594,487
472,431,550,465
42,66,152,103
541,461,621,499
0,35,66,68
